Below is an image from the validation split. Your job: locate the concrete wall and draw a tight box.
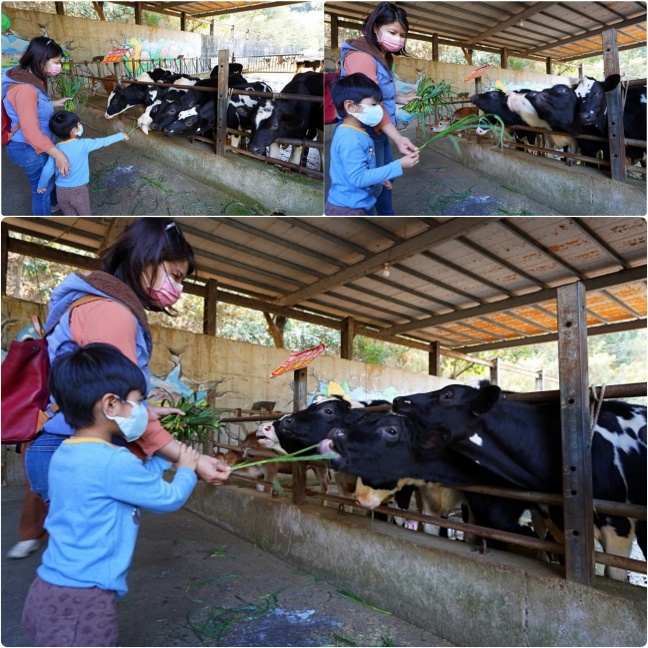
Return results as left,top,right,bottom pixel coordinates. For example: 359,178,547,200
422,133,647,217
188,483,647,647
1,295,453,482
1,7,272,70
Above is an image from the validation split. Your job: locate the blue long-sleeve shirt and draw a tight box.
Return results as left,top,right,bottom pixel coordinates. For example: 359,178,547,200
37,438,197,597
38,133,125,189
326,124,403,211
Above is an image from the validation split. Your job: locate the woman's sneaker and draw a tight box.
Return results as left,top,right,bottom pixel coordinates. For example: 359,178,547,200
7,539,41,559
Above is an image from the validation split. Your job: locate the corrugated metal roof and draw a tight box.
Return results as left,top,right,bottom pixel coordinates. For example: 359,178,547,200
3,217,645,354
325,1,647,63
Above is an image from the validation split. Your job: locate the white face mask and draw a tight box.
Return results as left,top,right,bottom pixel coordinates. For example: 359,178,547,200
76,124,84,138
353,103,384,127
104,398,148,442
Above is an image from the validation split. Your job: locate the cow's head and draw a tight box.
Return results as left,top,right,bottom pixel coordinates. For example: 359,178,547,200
273,396,357,454
248,100,305,155
393,382,501,452
105,85,127,118
320,412,413,488
575,74,621,126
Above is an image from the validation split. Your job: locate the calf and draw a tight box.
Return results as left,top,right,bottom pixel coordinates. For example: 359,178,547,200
248,71,323,166
105,82,152,118
451,106,478,123
296,59,322,73
575,74,647,165
392,382,647,580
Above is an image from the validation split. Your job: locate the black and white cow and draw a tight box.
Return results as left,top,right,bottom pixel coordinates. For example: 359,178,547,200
471,89,537,147
210,62,244,78
575,74,647,165
248,71,323,166
161,81,272,143
392,382,647,580
104,72,159,118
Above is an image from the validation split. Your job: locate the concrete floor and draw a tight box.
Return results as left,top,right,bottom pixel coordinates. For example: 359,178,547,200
1,484,454,647
323,121,561,217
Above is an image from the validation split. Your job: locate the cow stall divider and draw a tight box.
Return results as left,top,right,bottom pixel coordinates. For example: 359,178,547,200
212,308,646,587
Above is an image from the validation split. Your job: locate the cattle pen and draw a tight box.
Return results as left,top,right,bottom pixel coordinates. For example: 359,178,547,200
66,50,323,180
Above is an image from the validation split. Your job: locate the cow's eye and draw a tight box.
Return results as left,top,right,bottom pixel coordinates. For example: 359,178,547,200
382,426,398,438
442,389,453,400
323,408,333,415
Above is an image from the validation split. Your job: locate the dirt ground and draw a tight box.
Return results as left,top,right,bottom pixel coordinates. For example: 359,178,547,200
1,483,454,648
324,121,561,216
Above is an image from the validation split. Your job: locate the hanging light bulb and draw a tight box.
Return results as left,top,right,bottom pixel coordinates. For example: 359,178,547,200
382,263,391,278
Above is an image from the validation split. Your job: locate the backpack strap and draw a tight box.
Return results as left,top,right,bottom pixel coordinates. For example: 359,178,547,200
4,84,21,139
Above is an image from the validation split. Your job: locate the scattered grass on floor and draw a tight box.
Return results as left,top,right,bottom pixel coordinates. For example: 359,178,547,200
185,591,280,644
184,574,242,593
327,633,396,647
428,187,473,214
336,589,392,615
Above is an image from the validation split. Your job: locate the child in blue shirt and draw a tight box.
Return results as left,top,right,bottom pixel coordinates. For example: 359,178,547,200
37,110,128,215
325,73,419,215
21,343,200,647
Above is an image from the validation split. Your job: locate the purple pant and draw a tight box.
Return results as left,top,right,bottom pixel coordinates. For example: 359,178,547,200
57,184,93,216
22,575,118,647
324,201,368,215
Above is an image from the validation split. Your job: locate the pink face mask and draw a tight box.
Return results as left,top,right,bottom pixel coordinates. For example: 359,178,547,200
378,27,405,53
150,274,183,308
46,63,62,77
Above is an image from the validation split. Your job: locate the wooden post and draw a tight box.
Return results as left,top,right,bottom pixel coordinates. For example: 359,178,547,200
203,278,218,336
501,47,508,69
557,282,595,585
330,13,339,49
180,12,186,32
432,34,439,61
602,28,626,182
341,316,355,360
55,2,65,15
546,57,553,75
490,357,500,385
292,367,308,505
428,341,441,376
134,2,142,25
216,49,229,156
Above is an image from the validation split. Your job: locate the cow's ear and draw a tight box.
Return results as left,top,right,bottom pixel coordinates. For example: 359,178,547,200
472,383,501,415
603,74,621,93
281,114,304,128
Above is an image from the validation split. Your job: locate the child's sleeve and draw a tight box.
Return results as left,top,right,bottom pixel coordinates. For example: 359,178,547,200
37,157,56,189
342,139,403,189
83,132,126,153
107,449,197,514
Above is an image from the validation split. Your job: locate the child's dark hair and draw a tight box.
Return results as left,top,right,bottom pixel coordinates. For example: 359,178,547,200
48,343,147,430
363,2,410,64
49,111,80,140
99,218,196,314
331,73,383,118
19,36,64,84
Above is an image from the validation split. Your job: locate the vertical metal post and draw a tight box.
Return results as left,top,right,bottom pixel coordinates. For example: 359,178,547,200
602,28,626,182
292,367,308,505
557,282,595,585
216,49,229,156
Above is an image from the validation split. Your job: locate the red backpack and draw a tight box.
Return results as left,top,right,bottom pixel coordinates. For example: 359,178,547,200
2,85,20,145
324,72,340,125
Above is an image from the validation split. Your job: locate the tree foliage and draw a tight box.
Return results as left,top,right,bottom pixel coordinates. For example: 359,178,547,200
5,244,645,396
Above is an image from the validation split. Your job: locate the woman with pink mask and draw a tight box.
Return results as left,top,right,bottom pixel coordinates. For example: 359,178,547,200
23,218,231,506
339,2,418,215
2,37,72,215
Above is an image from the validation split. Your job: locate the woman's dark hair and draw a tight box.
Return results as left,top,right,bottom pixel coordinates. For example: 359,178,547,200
49,110,79,140
363,2,410,64
99,218,196,313
49,343,147,430
331,73,383,118
19,36,64,84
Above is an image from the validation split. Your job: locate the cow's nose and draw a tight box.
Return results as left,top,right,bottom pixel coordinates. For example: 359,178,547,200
331,428,346,441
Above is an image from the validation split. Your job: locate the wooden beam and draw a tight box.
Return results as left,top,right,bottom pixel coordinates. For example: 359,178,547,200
341,316,355,360
203,278,218,336
276,218,489,308
428,340,441,376
603,28,626,183
330,13,339,50
54,2,65,15
216,49,229,156
135,1,142,24
92,1,106,20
